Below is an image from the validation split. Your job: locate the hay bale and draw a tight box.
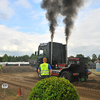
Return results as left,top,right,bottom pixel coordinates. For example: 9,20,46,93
1,66,36,73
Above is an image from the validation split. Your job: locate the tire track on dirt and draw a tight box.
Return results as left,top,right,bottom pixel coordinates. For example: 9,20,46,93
0,72,100,100
75,86,100,100
75,86,100,92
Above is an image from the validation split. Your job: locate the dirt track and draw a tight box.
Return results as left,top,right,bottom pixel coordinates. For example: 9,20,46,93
0,71,100,100
73,75,100,100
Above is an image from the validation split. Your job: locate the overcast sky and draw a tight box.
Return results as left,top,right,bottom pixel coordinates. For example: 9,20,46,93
0,0,100,58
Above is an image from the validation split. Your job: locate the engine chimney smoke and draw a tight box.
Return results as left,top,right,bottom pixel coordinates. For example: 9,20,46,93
41,0,84,65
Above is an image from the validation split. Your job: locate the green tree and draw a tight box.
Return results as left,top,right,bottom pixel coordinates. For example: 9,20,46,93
32,56,37,59
0,57,3,62
92,54,97,62
23,55,29,62
16,56,18,62
87,56,91,62
19,56,23,61
16,56,22,62
76,54,84,58
10,56,17,62
30,53,35,58
20,58,23,62
2,54,8,62
8,55,12,62
69,56,74,58
29,53,37,59
98,54,100,60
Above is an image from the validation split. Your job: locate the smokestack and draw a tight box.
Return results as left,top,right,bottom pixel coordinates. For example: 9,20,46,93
51,36,53,65
66,37,68,64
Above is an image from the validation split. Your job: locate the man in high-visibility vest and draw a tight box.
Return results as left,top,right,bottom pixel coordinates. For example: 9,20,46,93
38,58,52,79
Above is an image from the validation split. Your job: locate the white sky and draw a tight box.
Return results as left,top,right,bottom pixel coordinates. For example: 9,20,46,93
0,0,100,58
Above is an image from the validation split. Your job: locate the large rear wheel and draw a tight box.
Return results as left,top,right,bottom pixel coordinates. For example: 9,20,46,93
61,71,74,82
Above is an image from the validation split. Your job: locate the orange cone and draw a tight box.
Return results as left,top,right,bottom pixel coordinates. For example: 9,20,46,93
18,86,21,96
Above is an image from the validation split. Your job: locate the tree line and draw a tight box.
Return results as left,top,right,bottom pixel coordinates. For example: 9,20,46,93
0,53,37,62
0,53,100,62
70,54,100,63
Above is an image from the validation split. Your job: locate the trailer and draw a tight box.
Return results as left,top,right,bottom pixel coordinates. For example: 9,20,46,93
36,42,91,82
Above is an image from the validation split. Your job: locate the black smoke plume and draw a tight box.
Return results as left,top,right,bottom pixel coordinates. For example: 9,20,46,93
61,0,84,41
41,0,61,39
41,0,84,41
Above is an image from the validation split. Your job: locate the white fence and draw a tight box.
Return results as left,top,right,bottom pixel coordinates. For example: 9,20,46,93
0,62,29,66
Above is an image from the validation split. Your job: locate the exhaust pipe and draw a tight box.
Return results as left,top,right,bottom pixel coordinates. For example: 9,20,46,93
51,37,53,65
66,37,68,64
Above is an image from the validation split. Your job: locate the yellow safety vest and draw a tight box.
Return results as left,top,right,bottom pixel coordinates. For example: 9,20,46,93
40,63,49,75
